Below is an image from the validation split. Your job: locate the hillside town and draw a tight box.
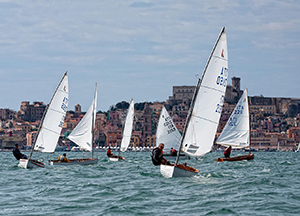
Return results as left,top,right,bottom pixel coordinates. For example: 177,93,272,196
1,77,300,152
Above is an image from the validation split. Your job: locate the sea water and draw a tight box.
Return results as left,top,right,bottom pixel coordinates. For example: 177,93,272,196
0,151,299,215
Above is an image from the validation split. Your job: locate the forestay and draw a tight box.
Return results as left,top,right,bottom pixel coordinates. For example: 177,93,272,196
68,86,97,152
216,89,249,148
34,73,69,153
120,99,134,152
181,28,228,157
156,105,181,151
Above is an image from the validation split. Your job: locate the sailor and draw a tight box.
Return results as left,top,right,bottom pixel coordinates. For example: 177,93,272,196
170,147,177,156
107,146,116,158
151,143,170,166
224,146,232,158
58,153,70,162
12,144,27,160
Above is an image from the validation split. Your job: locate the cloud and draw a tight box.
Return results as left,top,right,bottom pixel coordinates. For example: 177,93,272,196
130,2,155,8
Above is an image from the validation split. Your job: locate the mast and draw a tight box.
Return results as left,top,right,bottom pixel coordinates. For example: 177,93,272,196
175,27,226,165
29,104,48,160
247,89,251,154
175,79,201,165
91,83,97,158
29,71,68,160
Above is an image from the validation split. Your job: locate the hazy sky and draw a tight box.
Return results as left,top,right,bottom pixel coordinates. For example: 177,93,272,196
0,0,299,112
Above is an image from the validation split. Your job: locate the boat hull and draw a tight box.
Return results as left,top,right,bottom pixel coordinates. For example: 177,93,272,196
109,156,125,162
18,159,45,169
216,153,254,162
49,158,98,166
160,164,199,178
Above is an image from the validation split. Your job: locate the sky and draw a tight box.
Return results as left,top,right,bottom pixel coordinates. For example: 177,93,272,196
0,0,299,112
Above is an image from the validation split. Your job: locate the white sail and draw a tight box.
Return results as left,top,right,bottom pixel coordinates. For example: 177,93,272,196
181,27,228,157
156,105,181,151
120,99,134,152
216,89,249,148
34,72,69,153
296,143,300,152
68,86,97,152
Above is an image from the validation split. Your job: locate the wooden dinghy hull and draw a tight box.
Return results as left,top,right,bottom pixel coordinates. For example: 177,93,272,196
216,153,254,162
49,158,98,166
160,164,199,178
18,159,45,169
109,156,125,162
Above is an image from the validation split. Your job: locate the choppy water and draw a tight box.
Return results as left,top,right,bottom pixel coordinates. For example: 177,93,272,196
1,151,300,215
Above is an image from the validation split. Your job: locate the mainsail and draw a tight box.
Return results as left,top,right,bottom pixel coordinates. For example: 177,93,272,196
216,89,249,148
120,99,134,152
68,85,97,152
181,27,228,157
34,72,69,153
156,105,181,151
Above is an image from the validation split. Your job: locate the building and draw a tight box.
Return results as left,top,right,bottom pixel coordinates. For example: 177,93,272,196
0,108,16,120
19,101,46,122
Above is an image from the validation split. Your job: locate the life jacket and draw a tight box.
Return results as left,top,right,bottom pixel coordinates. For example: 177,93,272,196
224,147,231,154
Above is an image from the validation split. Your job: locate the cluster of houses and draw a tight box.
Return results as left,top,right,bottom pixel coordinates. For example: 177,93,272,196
1,77,300,151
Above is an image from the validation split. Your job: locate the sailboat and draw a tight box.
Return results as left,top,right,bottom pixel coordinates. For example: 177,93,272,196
160,27,228,178
109,99,134,161
156,105,182,157
49,84,98,166
18,72,69,169
295,143,300,152
216,89,254,162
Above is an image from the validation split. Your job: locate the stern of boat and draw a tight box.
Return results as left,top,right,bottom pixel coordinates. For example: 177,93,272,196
161,164,199,178
109,157,119,162
18,159,29,169
18,159,45,169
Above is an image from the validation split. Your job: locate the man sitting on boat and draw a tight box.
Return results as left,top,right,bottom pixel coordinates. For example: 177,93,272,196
224,146,232,158
58,153,70,162
170,147,177,156
151,143,171,166
107,147,114,157
12,144,27,160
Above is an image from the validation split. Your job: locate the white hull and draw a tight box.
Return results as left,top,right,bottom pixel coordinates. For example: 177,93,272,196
160,164,199,178
49,158,98,166
109,157,119,162
18,159,45,169
109,156,125,162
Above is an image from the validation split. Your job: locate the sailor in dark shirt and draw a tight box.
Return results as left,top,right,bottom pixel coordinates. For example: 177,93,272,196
151,143,170,166
224,146,232,158
12,144,27,160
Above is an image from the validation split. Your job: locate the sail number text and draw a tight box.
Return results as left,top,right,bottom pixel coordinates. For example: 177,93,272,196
164,116,176,134
61,97,68,112
216,67,228,87
215,95,225,113
58,97,68,128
